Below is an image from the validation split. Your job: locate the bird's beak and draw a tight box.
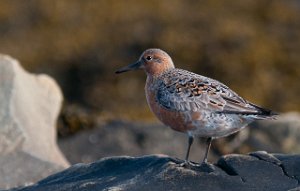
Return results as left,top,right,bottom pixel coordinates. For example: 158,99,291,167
115,60,142,74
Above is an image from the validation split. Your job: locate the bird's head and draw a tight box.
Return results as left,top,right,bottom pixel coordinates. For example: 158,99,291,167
116,49,175,76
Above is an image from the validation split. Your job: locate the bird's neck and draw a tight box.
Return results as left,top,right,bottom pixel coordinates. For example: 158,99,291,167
145,74,161,95
144,62,175,77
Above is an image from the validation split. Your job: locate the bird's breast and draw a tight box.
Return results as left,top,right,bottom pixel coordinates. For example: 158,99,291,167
145,77,196,133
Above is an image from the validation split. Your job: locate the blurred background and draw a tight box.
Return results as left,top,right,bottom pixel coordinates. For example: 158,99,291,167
0,0,299,164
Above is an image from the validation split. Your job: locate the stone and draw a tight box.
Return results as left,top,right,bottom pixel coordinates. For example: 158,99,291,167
249,112,300,153
11,152,300,191
58,120,211,164
0,55,69,189
58,112,300,166
75,120,275,166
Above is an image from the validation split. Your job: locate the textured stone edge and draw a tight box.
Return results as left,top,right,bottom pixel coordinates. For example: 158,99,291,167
9,152,300,191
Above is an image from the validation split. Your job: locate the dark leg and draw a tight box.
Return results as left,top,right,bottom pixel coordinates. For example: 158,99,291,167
202,137,212,163
185,135,194,161
179,135,195,167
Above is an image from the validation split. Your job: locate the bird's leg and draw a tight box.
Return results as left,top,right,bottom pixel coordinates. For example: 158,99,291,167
179,135,194,167
198,137,215,172
185,135,194,161
202,137,212,164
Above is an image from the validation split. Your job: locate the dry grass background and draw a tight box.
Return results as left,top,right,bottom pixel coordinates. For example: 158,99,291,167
0,1,299,131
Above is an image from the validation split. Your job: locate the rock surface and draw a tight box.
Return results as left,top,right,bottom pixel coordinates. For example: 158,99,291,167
250,112,300,153
58,121,208,164
11,152,300,191
0,55,69,189
58,112,300,165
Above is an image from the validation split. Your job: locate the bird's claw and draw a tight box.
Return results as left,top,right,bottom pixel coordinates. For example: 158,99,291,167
177,160,215,173
178,160,199,168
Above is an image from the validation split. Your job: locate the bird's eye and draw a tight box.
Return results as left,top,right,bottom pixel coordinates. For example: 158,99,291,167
146,56,152,60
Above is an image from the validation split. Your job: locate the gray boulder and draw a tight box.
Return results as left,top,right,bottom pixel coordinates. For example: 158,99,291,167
250,112,300,153
58,121,205,164
11,152,300,191
58,112,300,165
0,55,69,189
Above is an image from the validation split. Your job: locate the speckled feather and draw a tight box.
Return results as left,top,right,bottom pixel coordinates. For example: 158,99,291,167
156,68,272,118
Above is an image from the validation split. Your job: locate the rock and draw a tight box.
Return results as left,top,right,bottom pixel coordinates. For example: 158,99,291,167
0,55,69,189
0,151,64,189
249,112,300,153
11,152,300,191
58,120,212,164
58,112,300,165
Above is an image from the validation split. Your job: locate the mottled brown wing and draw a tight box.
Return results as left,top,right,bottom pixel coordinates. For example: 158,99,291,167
156,69,266,115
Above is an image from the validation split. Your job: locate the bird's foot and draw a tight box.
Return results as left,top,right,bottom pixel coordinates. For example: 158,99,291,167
178,160,215,172
178,160,199,168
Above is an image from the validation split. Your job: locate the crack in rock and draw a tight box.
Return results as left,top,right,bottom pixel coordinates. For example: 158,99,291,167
250,151,300,185
216,157,239,176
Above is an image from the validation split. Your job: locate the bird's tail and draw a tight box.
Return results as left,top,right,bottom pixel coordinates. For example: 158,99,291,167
248,103,278,120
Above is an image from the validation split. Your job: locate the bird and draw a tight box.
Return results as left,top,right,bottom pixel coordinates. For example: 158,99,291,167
116,48,277,165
